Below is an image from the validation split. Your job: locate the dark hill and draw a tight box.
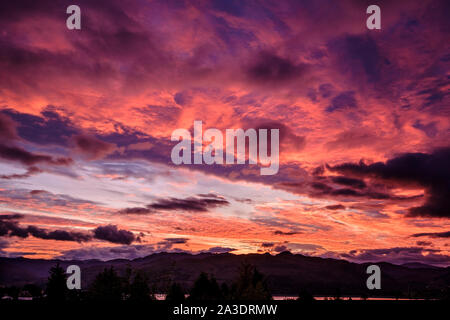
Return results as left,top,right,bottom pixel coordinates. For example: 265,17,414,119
1,252,449,297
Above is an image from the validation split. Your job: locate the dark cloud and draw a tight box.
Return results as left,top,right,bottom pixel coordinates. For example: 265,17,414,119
0,144,73,166
261,242,274,248
416,241,432,246
58,244,158,261
412,120,438,138
0,110,73,171
93,225,137,245
161,237,189,244
328,147,450,218
328,35,384,84
325,204,346,210
173,91,192,106
246,51,307,84
202,246,236,254
411,231,450,238
118,207,154,215
2,108,79,146
147,195,229,212
274,245,288,253
318,83,334,98
416,84,449,111
273,230,299,236
0,188,99,207
0,214,24,220
212,0,245,17
72,134,115,160
307,178,418,202
254,121,306,152
242,118,306,152
0,166,42,180
326,91,358,113
156,237,189,250
118,194,229,214
58,243,231,261
325,129,376,150
0,215,140,245
0,113,19,143
29,189,49,195
25,226,92,242
331,176,366,189
340,247,450,267
0,215,91,242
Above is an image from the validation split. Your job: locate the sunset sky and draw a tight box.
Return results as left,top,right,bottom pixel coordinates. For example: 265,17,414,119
0,0,449,266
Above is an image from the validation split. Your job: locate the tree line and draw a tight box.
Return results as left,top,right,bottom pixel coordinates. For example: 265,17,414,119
1,262,275,302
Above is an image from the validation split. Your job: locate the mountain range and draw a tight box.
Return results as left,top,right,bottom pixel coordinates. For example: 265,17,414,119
1,252,449,297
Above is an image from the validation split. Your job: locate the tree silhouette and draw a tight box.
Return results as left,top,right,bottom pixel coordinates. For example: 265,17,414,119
166,282,185,302
23,284,43,299
221,282,230,299
297,289,314,303
231,263,271,300
188,272,223,300
334,287,342,300
89,267,124,301
46,263,68,302
129,270,152,302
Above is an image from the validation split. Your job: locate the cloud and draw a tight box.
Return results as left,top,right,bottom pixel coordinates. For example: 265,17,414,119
0,113,19,143
325,129,376,150
325,91,358,113
155,237,189,250
306,179,418,202
0,144,73,166
0,111,73,175
118,207,154,215
411,231,450,238
340,247,450,267
173,91,192,106
416,241,432,246
0,214,91,242
286,243,324,253
274,245,288,252
58,244,159,261
119,194,230,214
324,204,346,210
2,108,79,146
25,226,92,242
261,242,275,248
412,120,438,138
273,230,299,236
58,244,232,261
252,120,306,152
327,35,384,84
0,213,24,220
331,176,366,189
72,134,116,160
0,215,140,245
93,225,137,245
0,166,42,180
328,147,450,218
202,246,236,254
160,237,189,244
246,51,307,85
0,0,448,264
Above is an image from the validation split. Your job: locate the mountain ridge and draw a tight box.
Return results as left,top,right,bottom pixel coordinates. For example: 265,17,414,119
1,252,449,297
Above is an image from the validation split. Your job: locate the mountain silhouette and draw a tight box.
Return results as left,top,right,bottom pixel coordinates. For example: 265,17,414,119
1,252,449,297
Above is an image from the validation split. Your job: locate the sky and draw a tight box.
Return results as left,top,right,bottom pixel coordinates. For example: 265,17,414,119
0,0,449,266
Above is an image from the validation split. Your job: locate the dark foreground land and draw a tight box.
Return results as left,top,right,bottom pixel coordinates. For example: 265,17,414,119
0,300,447,320
1,251,449,298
